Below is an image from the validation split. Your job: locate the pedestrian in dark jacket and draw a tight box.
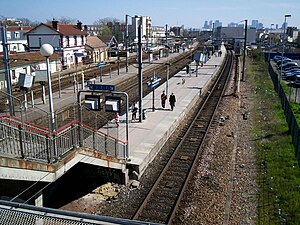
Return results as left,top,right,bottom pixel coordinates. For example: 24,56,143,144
161,91,167,108
169,92,176,111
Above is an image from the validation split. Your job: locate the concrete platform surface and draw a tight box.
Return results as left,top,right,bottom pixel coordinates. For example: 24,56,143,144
101,45,226,178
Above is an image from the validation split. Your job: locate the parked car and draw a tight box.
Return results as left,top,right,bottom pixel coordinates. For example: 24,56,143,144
278,62,298,70
291,75,300,87
284,71,300,81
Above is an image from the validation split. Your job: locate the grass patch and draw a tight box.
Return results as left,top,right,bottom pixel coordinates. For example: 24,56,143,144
247,49,300,224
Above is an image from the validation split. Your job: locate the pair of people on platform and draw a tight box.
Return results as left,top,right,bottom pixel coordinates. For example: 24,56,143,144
161,91,176,111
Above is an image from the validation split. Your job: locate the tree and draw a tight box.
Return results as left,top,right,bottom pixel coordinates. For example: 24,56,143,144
93,17,125,41
101,25,112,36
46,17,77,24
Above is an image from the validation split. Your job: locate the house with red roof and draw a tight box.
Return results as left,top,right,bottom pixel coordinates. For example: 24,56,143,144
85,36,108,63
25,19,87,68
0,26,32,53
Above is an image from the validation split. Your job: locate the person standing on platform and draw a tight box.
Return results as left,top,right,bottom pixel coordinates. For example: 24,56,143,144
161,91,167,108
131,103,138,121
169,92,176,111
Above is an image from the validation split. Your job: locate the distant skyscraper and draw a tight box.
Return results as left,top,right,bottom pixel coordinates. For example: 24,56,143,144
214,20,222,28
209,20,213,29
282,22,288,29
251,20,259,29
203,20,209,29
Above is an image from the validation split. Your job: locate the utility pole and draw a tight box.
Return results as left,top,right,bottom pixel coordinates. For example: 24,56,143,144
138,17,143,122
1,26,14,116
241,19,247,81
165,24,169,57
125,15,129,72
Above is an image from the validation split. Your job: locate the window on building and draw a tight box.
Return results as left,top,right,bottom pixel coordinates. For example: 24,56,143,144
81,36,84,45
66,36,70,47
74,36,77,46
7,32,11,40
14,32,20,39
39,38,42,47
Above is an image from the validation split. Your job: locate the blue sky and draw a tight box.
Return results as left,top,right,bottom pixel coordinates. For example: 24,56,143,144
1,0,300,28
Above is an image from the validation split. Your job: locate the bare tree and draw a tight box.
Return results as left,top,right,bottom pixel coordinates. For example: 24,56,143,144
46,17,77,24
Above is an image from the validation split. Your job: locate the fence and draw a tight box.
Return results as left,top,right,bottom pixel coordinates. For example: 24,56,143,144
268,63,300,164
0,200,150,225
0,114,127,163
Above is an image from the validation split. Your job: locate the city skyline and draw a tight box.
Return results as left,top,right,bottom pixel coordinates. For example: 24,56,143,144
1,0,299,29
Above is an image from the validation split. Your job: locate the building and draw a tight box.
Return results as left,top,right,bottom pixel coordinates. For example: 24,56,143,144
84,25,102,36
0,26,32,53
170,26,185,37
25,19,88,68
287,27,299,42
129,16,152,44
85,36,108,63
0,51,61,89
216,27,256,45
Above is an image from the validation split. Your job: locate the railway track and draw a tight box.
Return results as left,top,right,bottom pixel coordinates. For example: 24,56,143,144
129,51,234,224
1,47,197,131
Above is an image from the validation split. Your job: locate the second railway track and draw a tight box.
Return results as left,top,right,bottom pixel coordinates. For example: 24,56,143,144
131,50,234,224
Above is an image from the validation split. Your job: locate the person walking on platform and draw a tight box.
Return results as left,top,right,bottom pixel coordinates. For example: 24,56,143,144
169,92,176,111
161,91,167,108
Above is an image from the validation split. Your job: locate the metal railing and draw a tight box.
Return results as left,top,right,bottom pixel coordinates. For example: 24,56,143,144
0,115,127,164
0,200,154,225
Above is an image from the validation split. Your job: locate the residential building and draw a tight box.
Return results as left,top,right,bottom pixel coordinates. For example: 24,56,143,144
129,16,152,43
0,51,61,89
84,25,102,36
287,27,299,42
85,36,108,63
25,19,87,68
0,26,32,53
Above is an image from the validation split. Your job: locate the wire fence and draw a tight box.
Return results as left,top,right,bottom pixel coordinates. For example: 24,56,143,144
268,63,300,164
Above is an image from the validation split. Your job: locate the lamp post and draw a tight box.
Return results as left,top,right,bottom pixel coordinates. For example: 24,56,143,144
40,44,55,132
279,14,291,87
1,26,14,116
125,14,129,73
268,23,274,61
241,19,247,81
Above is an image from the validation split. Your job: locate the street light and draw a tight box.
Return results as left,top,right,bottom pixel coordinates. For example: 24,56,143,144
279,14,291,86
241,19,247,81
40,44,55,132
268,23,274,61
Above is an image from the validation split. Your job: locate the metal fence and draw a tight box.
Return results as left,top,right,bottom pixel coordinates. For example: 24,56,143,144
0,200,152,225
0,114,128,163
268,63,300,164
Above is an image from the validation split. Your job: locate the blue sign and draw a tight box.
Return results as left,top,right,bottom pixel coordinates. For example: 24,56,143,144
89,84,115,91
97,62,106,68
147,76,161,89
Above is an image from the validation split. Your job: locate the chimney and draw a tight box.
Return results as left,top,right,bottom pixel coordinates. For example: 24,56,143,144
77,20,82,30
52,18,58,30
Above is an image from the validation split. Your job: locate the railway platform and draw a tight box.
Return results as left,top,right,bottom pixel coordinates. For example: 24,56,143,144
0,43,226,185
103,44,227,179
